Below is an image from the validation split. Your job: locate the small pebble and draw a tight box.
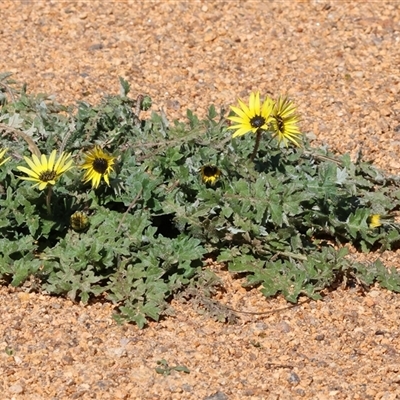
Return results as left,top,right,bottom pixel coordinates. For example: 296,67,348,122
9,384,24,394
288,372,301,384
204,392,228,400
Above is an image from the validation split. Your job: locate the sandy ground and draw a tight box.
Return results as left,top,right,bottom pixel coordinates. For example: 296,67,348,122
1,1,400,399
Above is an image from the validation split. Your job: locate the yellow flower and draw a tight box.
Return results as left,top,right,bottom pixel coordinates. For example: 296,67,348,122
81,146,115,189
17,150,73,190
227,92,274,138
200,165,221,186
270,97,302,147
0,148,10,167
368,214,381,229
367,214,394,229
70,211,90,232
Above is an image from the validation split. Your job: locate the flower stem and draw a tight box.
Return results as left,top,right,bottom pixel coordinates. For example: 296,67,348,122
250,129,263,161
46,185,53,216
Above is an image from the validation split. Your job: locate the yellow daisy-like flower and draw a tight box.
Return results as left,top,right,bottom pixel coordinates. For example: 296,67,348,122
200,165,221,186
227,91,274,138
17,150,73,190
0,148,10,167
270,96,302,147
81,146,115,189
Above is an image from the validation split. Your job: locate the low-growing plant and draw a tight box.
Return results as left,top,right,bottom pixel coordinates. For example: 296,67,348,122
1,72,400,328
155,359,190,375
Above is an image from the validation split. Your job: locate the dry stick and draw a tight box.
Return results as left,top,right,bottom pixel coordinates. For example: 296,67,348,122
0,123,41,157
301,149,343,165
221,297,311,316
59,125,74,154
195,290,311,319
134,94,143,125
264,362,294,369
0,81,16,103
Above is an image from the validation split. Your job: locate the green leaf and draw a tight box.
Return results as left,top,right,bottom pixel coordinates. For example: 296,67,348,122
119,77,131,96
173,365,190,373
2,76,400,327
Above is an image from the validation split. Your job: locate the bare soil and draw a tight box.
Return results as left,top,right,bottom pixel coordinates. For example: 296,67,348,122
1,1,400,399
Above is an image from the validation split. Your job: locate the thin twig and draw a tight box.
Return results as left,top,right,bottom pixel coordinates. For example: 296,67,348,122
222,297,311,316
264,362,294,369
0,81,16,103
0,123,41,157
134,94,144,126
302,149,343,165
59,119,75,154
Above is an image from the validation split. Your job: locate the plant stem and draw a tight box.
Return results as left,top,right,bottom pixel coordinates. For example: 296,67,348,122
250,128,263,161
46,185,53,216
0,123,41,157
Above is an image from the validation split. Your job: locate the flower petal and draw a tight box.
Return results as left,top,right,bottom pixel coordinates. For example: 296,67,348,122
252,92,261,116
47,150,57,171
103,173,110,186
232,127,252,137
40,153,49,171
228,115,248,125
237,98,252,119
24,155,41,175
38,181,50,190
261,96,273,119
19,176,41,183
229,106,249,123
31,153,42,169
17,166,40,178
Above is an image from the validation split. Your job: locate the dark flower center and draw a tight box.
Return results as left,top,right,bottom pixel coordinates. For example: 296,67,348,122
250,115,266,129
40,170,57,182
203,166,219,177
93,158,108,174
274,115,285,132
